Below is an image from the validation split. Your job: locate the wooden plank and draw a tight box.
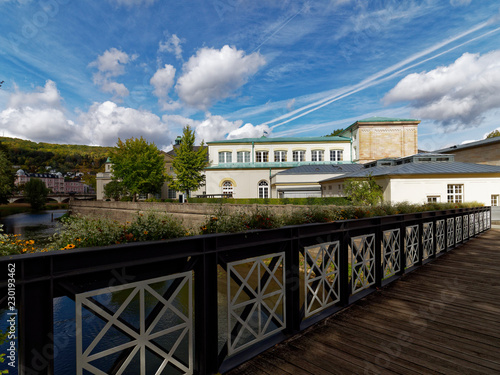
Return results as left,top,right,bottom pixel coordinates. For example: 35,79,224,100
226,229,500,375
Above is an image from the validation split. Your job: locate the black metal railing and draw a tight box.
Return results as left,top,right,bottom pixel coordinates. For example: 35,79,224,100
0,206,491,375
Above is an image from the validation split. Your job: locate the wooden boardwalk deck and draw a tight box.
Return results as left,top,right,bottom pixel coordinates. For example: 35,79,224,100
226,228,500,375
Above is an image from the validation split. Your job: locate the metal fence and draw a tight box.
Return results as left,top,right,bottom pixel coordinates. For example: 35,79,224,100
0,206,491,375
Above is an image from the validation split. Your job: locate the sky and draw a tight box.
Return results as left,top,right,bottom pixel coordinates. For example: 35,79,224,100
1,0,500,152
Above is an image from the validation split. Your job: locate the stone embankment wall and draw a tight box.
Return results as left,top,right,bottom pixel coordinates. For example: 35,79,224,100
69,201,309,230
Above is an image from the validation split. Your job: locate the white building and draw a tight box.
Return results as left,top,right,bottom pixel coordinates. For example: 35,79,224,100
319,154,500,206
205,135,353,198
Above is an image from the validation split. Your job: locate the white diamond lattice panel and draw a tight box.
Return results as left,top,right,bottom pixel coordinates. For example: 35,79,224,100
227,252,286,355
480,212,484,232
447,218,455,248
406,225,419,268
304,242,340,318
455,216,462,244
350,234,375,294
475,213,479,235
423,222,433,260
382,229,400,278
463,215,469,240
76,272,193,375
436,220,445,254
469,214,475,237
486,211,491,229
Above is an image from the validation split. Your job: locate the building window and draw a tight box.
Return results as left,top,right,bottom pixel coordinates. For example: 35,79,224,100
255,151,269,163
447,184,463,203
237,151,250,163
492,195,499,206
427,196,440,203
167,188,177,199
258,180,269,198
222,180,233,196
330,149,343,162
311,150,324,162
274,150,287,162
218,151,232,164
292,150,305,162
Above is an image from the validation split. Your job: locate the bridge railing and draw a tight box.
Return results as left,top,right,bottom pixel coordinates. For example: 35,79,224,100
0,206,491,374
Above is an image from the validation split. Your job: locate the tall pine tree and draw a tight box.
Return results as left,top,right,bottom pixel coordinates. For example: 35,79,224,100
168,126,208,197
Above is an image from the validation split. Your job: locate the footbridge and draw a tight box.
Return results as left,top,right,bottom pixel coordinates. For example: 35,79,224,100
8,193,96,204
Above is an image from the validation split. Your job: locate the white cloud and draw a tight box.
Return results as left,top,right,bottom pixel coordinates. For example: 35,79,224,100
150,64,177,110
0,81,175,149
195,114,243,142
0,106,79,144
176,45,266,110
227,123,271,139
384,51,500,127
159,34,183,60
8,80,62,109
89,48,137,99
1,80,79,143
162,112,270,143
286,98,296,111
79,101,173,149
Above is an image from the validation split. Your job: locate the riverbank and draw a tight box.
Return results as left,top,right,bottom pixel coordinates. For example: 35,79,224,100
0,202,68,217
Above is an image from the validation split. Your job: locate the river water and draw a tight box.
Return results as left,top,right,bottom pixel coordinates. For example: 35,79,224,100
0,209,67,243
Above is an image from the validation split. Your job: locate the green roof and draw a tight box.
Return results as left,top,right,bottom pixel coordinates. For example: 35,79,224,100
207,136,350,144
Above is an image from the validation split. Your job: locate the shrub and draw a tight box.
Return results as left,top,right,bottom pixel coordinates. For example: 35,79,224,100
0,224,38,256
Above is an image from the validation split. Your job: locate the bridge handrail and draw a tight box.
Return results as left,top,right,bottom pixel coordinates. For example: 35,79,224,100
0,206,491,374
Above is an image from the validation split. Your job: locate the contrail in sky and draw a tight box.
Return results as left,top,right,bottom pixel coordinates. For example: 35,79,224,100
259,19,499,130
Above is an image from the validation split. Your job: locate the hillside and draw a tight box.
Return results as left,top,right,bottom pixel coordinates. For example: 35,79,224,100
0,137,113,176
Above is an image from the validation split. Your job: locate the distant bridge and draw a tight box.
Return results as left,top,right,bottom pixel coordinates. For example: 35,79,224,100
8,194,96,204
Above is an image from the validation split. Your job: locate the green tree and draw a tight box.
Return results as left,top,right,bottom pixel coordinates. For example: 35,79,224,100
168,126,208,198
343,174,383,205
109,137,166,202
486,129,500,138
326,128,344,136
103,180,128,201
24,178,50,210
0,143,14,204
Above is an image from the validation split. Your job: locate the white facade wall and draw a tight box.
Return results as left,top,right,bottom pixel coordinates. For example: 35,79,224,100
321,176,500,206
205,168,287,198
387,177,500,205
208,141,351,166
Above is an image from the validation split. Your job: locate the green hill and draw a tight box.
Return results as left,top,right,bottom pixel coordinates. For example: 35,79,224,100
0,137,113,176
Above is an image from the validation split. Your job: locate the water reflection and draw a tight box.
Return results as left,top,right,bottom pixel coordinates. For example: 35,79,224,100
0,210,66,243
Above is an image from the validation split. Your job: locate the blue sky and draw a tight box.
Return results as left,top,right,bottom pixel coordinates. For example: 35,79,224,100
1,0,500,151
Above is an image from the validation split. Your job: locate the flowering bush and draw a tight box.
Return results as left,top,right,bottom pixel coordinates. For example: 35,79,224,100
0,225,39,256
50,211,185,250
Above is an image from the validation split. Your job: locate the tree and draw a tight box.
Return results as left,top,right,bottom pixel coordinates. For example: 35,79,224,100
326,128,344,136
343,174,383,205
168,126,208,197
0,144,14,204
486,129,500,139
103,180,127,201
24,178,50,210
109,137,166,202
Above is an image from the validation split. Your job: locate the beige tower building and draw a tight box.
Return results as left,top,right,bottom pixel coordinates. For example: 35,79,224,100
340,117,420,163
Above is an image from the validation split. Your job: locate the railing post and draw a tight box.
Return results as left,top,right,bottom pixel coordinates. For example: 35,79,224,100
398,217,406,275
374,218,382,288
19,279,54,375
195,248,219,374
418,216,424,266
339,229,350,305
286,228,301,333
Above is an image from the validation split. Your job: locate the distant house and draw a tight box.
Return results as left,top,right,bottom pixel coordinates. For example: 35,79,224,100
319,154,500,206
15,170,93,194
433,136,500,166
